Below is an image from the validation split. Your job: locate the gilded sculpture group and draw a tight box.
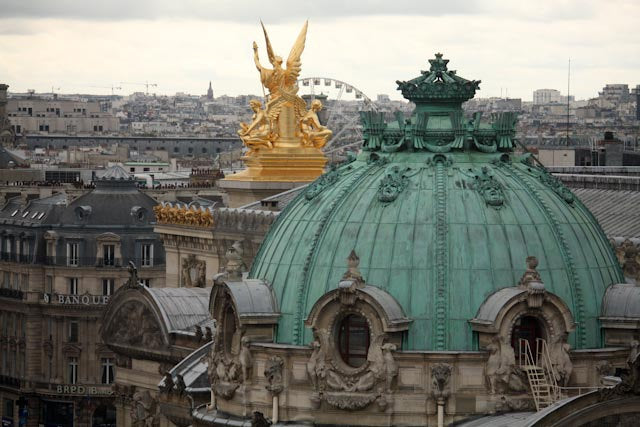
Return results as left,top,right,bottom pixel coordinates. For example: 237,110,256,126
237,21,333,153
153,204,214,228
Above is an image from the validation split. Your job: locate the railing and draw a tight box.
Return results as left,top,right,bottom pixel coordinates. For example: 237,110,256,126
536,338,562,401
0,375,21,388
0,288,24,299
0,252,17,262
39,256,165,267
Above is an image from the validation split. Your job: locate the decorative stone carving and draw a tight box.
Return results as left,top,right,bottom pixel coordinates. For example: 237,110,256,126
306,329,399,411
181,254,206,288
517,256,546,308
175,374,187,396
106,301,163,349
537,168,575,205
600,346,640,399
125,261,141,289
208,335,252,402
628,340,640,366
264,355,284,395
338,251,366,305
223,241,247,280
378,165,411,203
130,390,160,427
305,165,342,200
485,335,527,395
473,166,505,208
549,332,573,387
159,372,174,394
431,363,452,403
612,238,640,281
251,411,272,427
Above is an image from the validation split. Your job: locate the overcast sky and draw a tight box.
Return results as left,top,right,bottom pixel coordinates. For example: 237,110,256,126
0,0,638,101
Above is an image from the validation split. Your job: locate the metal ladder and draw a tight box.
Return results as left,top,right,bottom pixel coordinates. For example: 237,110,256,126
518,338,561,411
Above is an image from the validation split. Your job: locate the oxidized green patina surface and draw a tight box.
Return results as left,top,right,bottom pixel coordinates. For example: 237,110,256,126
249,54,624,351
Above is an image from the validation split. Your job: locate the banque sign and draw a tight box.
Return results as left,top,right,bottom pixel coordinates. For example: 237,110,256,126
55,385,113,396
51,294,110,305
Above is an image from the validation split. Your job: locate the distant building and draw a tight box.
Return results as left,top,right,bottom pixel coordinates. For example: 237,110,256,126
206,81,214,100
533,88,574,105
533,88,562,104
376,94,390,102
0,84,14,144
599,83,630,103
6,96,118,135
0,165,165,427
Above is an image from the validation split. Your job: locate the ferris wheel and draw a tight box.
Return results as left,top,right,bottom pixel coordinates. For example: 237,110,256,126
297,77,377,153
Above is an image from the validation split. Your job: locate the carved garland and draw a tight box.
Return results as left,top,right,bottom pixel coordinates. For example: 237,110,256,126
306,292,400,411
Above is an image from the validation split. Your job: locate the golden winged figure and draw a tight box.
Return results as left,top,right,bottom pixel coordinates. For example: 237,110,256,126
253,21,309,133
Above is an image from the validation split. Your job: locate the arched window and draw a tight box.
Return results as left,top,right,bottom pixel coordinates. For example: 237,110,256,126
338,314,370,368
222,305,237,356
511,315,543,356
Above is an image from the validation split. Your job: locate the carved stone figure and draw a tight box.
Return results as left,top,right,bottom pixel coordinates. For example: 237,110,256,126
264,355,284,395
306,338,326,393
300,100,333,148
130,390,160,427
549,332,573,387
381,343,398,393
208,334,252,404
431,363,452,403
125,261,140,288
224,241,247,280
485,335,526,394
181,254,206,288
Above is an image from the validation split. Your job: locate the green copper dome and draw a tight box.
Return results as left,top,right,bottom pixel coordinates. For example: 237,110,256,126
249,54,624,351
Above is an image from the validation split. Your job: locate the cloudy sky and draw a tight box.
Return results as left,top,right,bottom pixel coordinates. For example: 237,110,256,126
0,0,638,101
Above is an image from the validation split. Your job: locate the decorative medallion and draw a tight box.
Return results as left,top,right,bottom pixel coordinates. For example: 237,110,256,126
305,166,342,200
472,166,505,208
378,166,412,203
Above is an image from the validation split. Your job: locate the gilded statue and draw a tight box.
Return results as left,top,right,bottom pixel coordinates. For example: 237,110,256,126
300,99,333,148
253,21,308,130
238,100,275,152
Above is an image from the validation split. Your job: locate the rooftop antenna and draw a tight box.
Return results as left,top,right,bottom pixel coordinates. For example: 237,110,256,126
566,58,571,146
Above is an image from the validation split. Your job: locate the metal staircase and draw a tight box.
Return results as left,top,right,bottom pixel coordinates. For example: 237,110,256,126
518,338,561,411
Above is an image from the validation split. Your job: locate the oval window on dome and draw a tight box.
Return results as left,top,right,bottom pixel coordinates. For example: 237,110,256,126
338,314,370,368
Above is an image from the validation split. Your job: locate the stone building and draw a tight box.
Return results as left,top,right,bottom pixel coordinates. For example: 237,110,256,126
0,165,165,427
175,55,639,426
6,96,118,135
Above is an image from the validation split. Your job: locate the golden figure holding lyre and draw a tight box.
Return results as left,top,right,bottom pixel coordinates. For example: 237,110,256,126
226,21,330,182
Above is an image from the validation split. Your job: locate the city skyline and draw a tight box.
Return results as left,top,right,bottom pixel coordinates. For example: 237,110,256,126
1,0,638,101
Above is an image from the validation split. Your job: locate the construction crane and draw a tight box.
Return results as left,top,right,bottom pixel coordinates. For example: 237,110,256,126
120,81,158,95
85,85,122,95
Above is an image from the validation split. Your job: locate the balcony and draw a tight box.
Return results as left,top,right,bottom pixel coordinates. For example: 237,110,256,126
0,375,21,388
0,288,24,299
40,256,165,268
0,252,17,262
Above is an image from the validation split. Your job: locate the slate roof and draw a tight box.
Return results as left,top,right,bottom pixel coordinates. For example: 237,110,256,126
601,283,640,319
0,193,67,226
146,287,212,333
573,188,640,238
240,184,307,211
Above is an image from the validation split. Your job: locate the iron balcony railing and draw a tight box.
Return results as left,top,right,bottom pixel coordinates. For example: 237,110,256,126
37,256,165,268
0,288,24,300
